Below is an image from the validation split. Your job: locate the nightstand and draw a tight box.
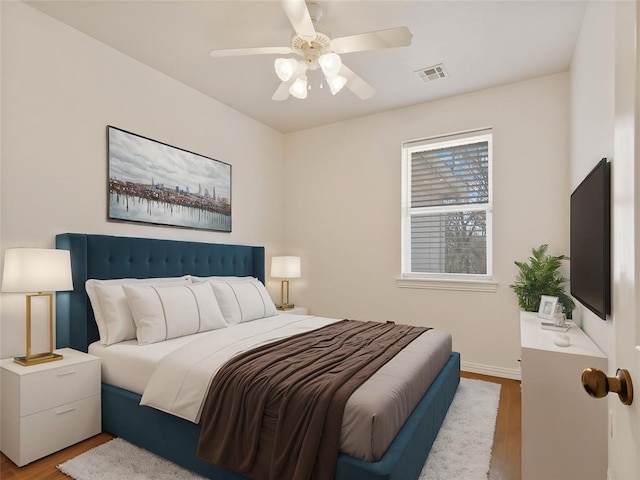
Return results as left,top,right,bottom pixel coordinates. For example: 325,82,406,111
278,306,308,315
520,312,607,479
0,348,101,466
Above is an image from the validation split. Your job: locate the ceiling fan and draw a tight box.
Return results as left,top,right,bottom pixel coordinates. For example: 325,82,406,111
209,0,413,101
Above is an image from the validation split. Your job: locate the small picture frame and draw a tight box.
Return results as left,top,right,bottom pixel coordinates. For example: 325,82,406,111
538,295,559,320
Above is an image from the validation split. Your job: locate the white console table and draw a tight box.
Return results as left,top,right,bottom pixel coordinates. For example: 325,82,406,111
520,311,607,480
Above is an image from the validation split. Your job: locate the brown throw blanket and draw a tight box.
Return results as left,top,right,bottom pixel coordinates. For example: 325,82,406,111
196,320,429,480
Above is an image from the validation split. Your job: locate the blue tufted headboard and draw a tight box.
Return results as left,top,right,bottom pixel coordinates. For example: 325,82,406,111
55,233,265,352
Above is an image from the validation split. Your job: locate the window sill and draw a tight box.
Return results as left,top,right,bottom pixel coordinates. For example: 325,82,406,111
396,277,498,292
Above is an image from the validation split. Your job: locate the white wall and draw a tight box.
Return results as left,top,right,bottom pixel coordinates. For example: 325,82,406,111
569,0,616,362
0,2,286,358
284,73,571,375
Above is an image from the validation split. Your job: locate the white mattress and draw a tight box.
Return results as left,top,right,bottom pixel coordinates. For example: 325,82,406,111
89,314,452,461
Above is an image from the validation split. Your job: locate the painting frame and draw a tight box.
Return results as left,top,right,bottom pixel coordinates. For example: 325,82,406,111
537,295,559,320
107,126,232,232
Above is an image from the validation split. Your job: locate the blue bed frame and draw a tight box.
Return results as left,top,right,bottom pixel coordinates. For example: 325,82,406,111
55,233,460,480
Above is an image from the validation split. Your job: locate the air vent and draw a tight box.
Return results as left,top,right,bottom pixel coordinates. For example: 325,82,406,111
415,64,447,83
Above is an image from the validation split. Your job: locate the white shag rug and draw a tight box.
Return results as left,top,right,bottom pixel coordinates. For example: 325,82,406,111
419,377,501,479
58,378,500,480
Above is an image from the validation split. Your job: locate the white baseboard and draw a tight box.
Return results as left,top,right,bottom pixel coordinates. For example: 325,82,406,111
607,468,613,480
461,361,521,380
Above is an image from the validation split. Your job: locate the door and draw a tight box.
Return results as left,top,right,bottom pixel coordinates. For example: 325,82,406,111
609,2,640,478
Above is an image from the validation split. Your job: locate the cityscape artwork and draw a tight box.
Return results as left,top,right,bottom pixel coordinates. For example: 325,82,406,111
107,126,231,232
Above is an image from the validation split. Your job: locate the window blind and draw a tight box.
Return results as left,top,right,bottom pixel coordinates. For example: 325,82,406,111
411,141,489,208
402,131,492,278
410,212,487,274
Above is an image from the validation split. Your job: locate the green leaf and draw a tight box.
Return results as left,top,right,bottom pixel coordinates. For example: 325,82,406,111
510,244,574,317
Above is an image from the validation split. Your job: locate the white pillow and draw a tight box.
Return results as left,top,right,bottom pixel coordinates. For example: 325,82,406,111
191,276,257,283
123,283,227,345
208,279,277,325
86,276,190,345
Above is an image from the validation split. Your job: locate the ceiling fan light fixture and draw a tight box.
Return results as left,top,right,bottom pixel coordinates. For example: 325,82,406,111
274,58,299,81
289,75,308,99
327,74,347,95
318,52,342,77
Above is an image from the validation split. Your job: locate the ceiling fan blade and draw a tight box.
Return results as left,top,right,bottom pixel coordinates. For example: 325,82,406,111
272,80,294,101
340,64,376,100
281,0,316,40
209,46,294,58
331,27,413,54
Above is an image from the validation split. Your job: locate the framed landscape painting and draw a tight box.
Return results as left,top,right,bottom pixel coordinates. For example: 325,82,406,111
107,126,231,232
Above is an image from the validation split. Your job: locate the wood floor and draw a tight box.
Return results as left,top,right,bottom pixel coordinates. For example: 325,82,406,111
1,372,521,480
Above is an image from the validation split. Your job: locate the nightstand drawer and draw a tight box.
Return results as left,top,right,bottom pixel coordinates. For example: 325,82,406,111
17,394,101,466
20,359,100,416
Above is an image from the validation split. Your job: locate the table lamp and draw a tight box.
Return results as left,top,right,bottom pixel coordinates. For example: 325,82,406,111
270,256,301,310
2,248,73,366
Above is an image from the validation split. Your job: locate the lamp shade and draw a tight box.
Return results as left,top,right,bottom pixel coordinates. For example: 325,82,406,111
327,74,347,95
271,256,301,279
274,58,299,82
2,248,73,293
318,53,342,77
289,75,308,99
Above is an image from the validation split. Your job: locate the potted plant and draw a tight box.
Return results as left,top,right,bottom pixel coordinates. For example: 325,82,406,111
510,244,575,318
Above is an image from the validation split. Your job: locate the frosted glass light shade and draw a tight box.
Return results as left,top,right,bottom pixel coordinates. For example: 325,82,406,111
289,76,308,99
271,256,301,279
318,53,342,77
274,58,299,82
2,248,73,293
327,75,347,95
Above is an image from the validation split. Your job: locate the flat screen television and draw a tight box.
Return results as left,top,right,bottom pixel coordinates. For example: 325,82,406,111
570,158,611,320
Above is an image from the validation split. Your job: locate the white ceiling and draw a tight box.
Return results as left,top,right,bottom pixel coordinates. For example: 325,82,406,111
27,0,587,134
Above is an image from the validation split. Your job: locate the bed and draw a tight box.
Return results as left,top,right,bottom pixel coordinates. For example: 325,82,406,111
55,233,460,480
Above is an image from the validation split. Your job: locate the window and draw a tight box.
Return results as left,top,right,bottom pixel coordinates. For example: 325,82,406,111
401,129,493,283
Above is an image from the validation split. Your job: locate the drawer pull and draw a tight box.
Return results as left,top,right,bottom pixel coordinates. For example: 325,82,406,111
56,407,76,415
57,370,77,377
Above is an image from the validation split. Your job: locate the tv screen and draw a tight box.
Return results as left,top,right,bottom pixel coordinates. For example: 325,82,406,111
570,158,611,320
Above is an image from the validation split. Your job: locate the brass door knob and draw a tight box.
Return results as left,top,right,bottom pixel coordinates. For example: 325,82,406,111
581,368,634,405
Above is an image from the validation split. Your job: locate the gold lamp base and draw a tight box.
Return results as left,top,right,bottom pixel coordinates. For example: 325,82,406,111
13,291,64,367
276,304,295,311
14,352,63,367
276,280,296,311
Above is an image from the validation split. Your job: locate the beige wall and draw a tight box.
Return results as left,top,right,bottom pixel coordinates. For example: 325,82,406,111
0,2,287,358
1,2,573,378
284,73,571,375
569,0,616,360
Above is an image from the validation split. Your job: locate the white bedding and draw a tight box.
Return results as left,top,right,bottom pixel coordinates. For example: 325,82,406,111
90,314,452,461
89,329,217,395
143,314,340,422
